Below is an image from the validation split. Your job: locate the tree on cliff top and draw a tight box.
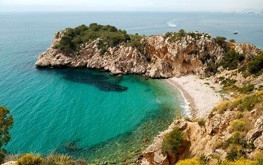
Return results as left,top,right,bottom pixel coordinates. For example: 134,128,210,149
0,106,13,163
55,23,131,55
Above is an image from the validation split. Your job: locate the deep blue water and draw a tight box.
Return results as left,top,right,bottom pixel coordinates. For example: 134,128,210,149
0,12,262,163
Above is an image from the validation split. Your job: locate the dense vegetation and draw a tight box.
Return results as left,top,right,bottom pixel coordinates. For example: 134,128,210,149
0,106,13,163
220,49,245,70
55,23,143,55
205,48,245,76
247,51,263,75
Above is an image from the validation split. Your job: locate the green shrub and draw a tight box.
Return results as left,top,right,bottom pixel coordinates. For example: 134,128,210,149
222,159,257,165
255,152,263,165
227,131,243,145
162,127,186,156
229,39,236,43
16,154,43,165
238,84,254,94
220,49,245,70
55,23,131,55
205,62,218,75
220,78,237,87
176,158,200,165
43,154,72,165
230,120,245,132
240,94,258,111
196,118,206,127
125,33,144,50
0,106,13,163
225,131,251,161
166,29,186,42
248,52,263,75
215,36,227,46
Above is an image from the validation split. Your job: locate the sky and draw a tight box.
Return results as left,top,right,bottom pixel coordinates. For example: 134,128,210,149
1,0,263,12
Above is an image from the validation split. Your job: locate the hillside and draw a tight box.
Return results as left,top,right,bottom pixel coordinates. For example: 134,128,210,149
139,91,263,164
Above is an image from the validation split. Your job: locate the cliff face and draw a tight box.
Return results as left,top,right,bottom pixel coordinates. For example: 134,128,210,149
35,33,260,78
138,101,263,165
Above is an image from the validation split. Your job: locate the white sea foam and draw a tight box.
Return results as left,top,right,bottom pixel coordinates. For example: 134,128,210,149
166,80,192,118
167,22,177,27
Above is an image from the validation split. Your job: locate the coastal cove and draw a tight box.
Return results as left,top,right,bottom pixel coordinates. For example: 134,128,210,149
1,11,263,164
2,66,184,163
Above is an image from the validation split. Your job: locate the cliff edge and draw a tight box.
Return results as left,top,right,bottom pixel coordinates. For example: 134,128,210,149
36,24,260,79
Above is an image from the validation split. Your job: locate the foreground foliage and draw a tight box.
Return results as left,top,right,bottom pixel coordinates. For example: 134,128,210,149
16,154,43,165
162,126,188,164
0,106,13,163
15,153,87,165
209,90,263,162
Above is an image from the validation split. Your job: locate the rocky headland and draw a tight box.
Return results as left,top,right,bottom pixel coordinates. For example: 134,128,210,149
35,24,263,165
36,25,260,79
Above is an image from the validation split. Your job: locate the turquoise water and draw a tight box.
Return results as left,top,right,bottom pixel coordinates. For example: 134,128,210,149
1,12,263,163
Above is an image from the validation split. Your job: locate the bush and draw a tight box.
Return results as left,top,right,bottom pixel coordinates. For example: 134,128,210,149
240,94,258,111
248,52,263,75
176,158,200,165
16,153,87,165
215,36,227,46
220,78,237,87
222,159,257,165
125,33,144,50
0,106,13,163
238,84,255,94
227,131,243,145
214,90,263,113
220,49,245,70
225,131,249,161
43,154,72,165
196,118,206,127
230,120,245,132
55,23,131,55
162,127,186,156
205,62,218,75
255,152,263,165
16,154,43,165
229,39,236,43
166,29,187,42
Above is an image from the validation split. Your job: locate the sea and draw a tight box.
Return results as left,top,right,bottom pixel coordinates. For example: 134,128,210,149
0,12,263,163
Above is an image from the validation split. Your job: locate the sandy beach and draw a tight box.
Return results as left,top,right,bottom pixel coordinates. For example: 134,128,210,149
167,75,223,118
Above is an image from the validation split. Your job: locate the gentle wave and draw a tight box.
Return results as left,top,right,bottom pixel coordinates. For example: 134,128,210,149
166,80,192,118
166,22,177,27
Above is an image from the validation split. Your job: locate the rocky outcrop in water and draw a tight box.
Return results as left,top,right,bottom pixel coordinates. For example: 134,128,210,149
36,31,260,78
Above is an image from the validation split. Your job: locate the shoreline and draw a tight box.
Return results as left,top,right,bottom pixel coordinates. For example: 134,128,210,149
166,79,196,118
167,75,223,118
